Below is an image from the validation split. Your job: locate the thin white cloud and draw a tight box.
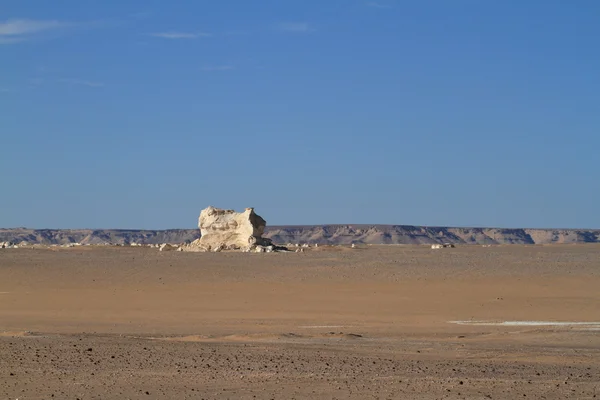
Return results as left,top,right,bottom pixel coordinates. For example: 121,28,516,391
0,18,74,44
366,2,393,8
275,22,314,33
59,78,105,88
149,31,212,39
0,19,64,36
201,65,235,72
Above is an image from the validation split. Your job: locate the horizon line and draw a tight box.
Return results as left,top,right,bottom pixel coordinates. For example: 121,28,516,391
1,224,599,232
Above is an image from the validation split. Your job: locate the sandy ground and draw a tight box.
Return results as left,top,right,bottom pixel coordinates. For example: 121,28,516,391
0,244,599,399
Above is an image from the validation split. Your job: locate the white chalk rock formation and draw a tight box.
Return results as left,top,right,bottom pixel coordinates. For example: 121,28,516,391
182,206,273,252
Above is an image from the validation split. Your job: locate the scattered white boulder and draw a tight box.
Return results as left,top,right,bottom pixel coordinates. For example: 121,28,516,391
432,243,455,249
159,243,178,252
252,245,276,253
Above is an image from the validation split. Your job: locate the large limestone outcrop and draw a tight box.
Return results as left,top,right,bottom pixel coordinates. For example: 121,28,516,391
182,206,274,252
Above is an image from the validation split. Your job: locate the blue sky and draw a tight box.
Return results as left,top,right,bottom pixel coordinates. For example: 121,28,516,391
1,1,599,229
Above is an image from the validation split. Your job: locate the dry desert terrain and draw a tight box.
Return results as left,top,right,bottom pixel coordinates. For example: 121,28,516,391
1,244,599,399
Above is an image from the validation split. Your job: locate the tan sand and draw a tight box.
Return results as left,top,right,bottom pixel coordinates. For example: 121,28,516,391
0,244,599,399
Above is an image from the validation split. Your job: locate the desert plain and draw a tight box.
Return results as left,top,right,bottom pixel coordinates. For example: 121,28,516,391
1,244,599,399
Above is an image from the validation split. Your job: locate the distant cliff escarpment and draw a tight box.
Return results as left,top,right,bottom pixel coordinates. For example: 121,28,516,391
1,225,599,246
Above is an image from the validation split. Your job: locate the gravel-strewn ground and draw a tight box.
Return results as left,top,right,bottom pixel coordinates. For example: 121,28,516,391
1,245,599,399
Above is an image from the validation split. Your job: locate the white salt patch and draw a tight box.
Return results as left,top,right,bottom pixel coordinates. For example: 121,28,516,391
449,320,600,327
299,325,351,329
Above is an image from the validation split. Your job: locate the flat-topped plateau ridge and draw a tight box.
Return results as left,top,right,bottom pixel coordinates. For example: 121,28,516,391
1,225,599,245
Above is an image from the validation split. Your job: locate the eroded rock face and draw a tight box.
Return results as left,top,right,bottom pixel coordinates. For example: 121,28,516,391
182,206,273,252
